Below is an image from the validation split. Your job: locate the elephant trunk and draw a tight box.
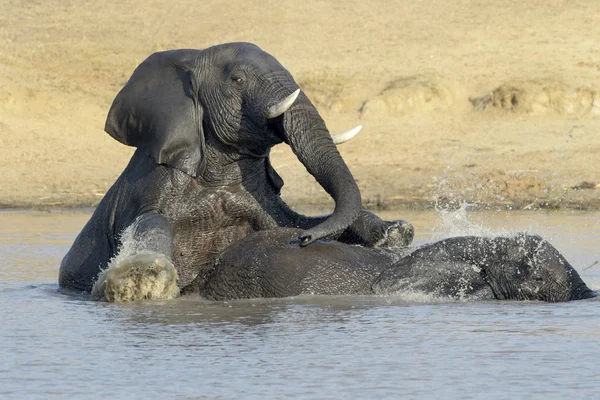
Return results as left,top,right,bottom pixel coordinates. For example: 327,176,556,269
279,92,362,245
568,267,598,300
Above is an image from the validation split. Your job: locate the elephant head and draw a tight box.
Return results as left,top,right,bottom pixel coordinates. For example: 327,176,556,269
105,42,362,244
478,234,597,302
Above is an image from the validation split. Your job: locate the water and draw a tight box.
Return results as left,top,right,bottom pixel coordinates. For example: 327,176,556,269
1,209,599,399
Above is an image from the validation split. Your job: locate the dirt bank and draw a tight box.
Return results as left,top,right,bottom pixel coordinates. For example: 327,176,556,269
1,0,598,210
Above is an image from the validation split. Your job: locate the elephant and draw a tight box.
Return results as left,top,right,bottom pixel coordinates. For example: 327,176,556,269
58,42,409,302
195,228,598,302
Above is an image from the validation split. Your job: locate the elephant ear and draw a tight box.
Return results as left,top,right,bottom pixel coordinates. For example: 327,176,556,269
105,49,206,178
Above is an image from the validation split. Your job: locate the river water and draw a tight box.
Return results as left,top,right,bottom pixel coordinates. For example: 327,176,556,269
1,209,599,399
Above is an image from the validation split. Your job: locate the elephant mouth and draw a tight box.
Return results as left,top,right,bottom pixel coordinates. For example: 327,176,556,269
267,116,289,145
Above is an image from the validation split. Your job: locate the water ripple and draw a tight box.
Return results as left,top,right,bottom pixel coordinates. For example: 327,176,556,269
1,210,599,399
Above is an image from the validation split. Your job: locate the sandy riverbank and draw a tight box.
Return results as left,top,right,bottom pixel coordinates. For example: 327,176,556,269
1,0,598,211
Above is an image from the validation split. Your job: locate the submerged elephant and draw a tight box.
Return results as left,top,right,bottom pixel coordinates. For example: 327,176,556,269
196,228,598,302
59,42,407,301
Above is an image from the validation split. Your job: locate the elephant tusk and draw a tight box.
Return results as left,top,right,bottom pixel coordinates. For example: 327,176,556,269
267,89,300,119
331,125,362,145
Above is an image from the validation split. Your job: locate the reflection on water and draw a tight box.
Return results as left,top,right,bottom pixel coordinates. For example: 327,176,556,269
0,209,599,398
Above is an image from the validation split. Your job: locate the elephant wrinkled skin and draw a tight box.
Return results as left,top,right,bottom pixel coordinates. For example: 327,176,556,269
59,43,407,301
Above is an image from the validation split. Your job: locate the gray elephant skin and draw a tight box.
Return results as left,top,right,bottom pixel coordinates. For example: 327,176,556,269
198,228,598,302
59,42,404,301
59,41,596,304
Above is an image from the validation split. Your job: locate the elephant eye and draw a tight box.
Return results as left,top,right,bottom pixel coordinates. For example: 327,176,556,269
231,76,245,85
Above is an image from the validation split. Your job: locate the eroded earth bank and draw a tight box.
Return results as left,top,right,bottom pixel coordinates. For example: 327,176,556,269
1,0,598,210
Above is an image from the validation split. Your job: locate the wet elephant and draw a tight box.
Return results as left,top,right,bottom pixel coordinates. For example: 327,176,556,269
196,228,597,302
59,43,407,302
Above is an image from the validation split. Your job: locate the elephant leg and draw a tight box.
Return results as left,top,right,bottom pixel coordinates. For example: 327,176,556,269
59,214,112,293
272,198,414,248
91,212,179,302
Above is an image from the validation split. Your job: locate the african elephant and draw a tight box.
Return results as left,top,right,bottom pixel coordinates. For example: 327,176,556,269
58,42,408,301
196,228,598,302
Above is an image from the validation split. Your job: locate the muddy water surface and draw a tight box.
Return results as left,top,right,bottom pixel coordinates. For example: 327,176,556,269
1,210,599,399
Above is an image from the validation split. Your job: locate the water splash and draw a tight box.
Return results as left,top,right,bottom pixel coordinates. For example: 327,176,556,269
427,201,494,241
91,224,180,302
382,290,449,303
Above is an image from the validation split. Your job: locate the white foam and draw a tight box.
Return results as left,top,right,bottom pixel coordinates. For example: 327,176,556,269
91,225,180,302
384,289,448,303
428,202,495,240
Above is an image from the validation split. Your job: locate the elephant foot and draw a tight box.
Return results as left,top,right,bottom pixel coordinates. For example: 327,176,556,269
91,253,179,302
374,220,415,249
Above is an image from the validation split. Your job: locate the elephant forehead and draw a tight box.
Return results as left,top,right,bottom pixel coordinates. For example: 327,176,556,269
143,49,204,73
207,43,287,75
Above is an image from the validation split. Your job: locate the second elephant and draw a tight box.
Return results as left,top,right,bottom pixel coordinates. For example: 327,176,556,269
196,228,598,302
